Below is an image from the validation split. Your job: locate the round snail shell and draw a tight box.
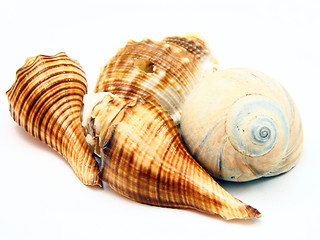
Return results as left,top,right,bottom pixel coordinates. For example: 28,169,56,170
81,93,261,220
180,68,303,182
94,35,218,124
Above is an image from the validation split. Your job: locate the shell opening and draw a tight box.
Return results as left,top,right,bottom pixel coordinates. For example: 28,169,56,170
134,58,155,74
81,92,111,128
81,93,116,163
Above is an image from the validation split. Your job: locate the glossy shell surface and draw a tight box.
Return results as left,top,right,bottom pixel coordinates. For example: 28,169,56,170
94,35,218,124
180,68,303,182
6,52,101,186
82,93,261,220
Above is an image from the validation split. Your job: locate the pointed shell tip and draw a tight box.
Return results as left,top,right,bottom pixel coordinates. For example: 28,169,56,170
245,205,262,219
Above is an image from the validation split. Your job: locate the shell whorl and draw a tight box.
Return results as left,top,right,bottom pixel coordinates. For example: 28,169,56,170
224,94,291,177
6,52,101,186
226,95,289,158
82,93,261,220
180,68,303,182
94,35,217,124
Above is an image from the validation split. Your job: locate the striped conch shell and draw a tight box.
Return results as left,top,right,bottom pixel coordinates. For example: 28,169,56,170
94,35,218,124
6,52,101,186
180,68,304,182
81,92,261,220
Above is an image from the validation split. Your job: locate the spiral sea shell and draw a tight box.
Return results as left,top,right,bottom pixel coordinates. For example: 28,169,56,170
6,52,101,186
180,68,303,182
94,35,218,124
81,93,261,220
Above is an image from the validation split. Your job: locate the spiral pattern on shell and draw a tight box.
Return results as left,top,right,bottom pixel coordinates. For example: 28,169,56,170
6,52,101,186
94,35,218,124
226,95,289,158
180,68,303,182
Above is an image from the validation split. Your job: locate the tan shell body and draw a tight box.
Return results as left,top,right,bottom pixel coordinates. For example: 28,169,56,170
82,93,261,220
181,68,303,182
6,52,101,186
94,35,218,124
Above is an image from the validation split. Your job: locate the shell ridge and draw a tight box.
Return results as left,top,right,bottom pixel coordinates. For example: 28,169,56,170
13,60,84,106
55,113,79,157
218,136,228,172
41,101,80,142
6,52,101,186
115,40,198,90
163,36,209,60
94,35,213,124
45,96,82,146
15,67,86,123
32,91,83,139
29,87,85,135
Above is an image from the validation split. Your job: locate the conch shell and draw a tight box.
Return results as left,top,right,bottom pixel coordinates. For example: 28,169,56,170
6,52,101,186
82,93,261,220
180,68,304,182
94,35,218,124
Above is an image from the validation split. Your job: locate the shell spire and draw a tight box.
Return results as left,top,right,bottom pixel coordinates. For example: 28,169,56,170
6,52,102,186
82,93,261,220
94,35,218,124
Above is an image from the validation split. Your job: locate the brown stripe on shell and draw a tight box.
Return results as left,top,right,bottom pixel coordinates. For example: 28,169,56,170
6,52,101,186
30,86,85,137
94,35,213,124
91,94,261,220
10,57,83,111
103,40,197,91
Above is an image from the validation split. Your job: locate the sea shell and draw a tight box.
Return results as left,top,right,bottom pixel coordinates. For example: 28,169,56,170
6,52,102,186
81,93,261,220
180,68,303,182
94,35,218,124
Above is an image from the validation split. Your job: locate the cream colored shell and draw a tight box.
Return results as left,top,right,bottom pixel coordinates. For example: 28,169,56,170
180,68,303,182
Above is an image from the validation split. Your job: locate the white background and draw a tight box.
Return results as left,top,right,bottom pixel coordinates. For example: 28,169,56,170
1,0,320,239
